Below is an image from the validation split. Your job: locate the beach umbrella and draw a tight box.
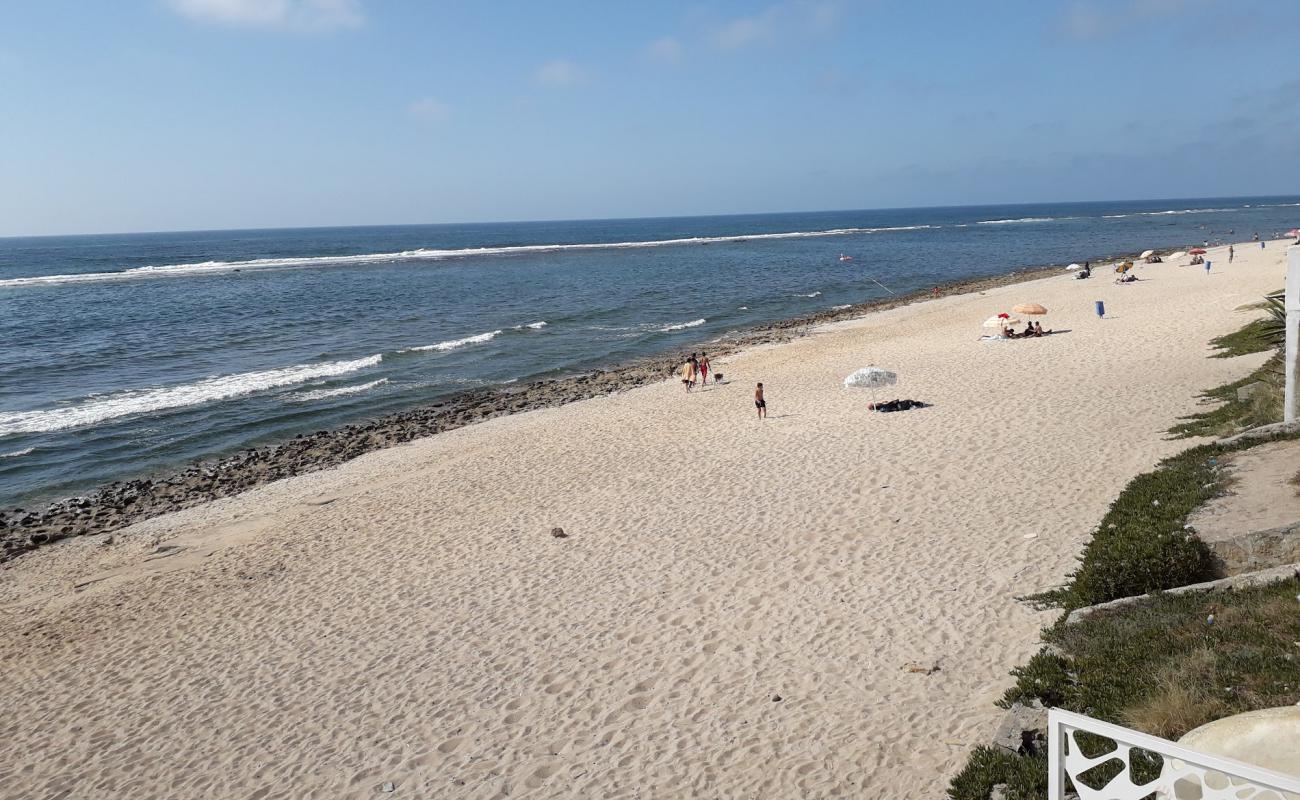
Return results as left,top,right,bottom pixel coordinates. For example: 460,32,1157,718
1286,228,1299,238
844,365,897,406
1189,247,1207,255
1065,263,1081,270
1140,250,1155,259
844,366,897,390
1012,303,1047,316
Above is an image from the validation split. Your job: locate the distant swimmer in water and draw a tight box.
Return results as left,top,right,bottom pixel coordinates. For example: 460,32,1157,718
838,254,853,262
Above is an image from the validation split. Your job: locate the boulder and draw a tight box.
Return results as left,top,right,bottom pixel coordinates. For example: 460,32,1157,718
991,699,1048,758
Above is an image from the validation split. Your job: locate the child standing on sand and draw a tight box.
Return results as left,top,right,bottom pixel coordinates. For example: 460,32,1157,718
754,382,767,419
681,356,695,392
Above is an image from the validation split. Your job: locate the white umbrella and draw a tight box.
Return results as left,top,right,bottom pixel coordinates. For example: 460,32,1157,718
1140,249,1155,259
844,366,897,405
1065,263,1081,270
983,315,1020,328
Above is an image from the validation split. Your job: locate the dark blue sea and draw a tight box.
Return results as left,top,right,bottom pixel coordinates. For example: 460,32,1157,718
3,197,1298,507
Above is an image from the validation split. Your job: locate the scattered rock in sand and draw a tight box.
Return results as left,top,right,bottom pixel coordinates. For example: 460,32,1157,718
903,661,941,675
379,781,395,793
551,527,568,538
772,694,782,702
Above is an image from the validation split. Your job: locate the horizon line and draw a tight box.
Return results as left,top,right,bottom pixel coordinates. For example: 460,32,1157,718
4,192,1298,241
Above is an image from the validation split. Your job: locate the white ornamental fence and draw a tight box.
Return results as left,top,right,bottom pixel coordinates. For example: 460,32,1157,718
1048,708,1300,800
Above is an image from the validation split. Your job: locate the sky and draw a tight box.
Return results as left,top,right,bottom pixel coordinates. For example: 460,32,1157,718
2,0,1298,236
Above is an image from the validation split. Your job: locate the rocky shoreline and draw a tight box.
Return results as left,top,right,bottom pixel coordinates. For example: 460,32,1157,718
1,261,1079,562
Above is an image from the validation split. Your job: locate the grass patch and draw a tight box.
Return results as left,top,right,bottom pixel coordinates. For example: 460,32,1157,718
947,747,1048,800
1207,316,1275,358
1012,579,1300,727
1169,356,1283,439
949,578,1300,799
1032,443,1227,611
1172,295,1284,438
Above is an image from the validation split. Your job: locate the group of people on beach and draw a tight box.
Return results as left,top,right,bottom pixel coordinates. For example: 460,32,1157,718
680,352,772,419
1004,321,1052,338
679,352,712,391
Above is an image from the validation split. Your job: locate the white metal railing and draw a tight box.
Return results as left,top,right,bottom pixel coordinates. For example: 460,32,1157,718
1048,708,1300,799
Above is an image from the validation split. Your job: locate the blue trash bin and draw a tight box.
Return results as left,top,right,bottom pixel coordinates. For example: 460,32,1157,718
1095,300,1105,318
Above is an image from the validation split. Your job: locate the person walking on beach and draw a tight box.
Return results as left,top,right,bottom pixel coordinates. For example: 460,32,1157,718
754,382,767,419
681,355,696,392
1228,245,1234,264
698,352,711,386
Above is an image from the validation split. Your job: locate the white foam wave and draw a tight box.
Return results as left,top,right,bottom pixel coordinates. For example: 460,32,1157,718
660,318,706,332
797,291,822,298
1,446,34,458
407,330,503,352
0,355,382,436
976,217,1057,225
287,378,388,403
831,304,852,310
515,321,548,330
0,226,939,289
1105,207,1235,219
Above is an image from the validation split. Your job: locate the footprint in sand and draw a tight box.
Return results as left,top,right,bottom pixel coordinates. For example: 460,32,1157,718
438,737,463,754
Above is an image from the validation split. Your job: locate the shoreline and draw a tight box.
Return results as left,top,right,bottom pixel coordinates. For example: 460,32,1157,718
0,252,1148,561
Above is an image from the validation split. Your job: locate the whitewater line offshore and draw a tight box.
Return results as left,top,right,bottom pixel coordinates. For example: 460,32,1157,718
0,226,940,288
5,200,1287,289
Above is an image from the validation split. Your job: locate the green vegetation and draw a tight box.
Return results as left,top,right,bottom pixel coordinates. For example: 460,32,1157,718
1207,316,1275,358
1032,443,1224,611
1168,363,1282,439
947,747,1048,800
948,579,1300,799
1171,292,1285,438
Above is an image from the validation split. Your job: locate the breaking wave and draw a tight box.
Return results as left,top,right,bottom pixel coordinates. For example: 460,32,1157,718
0,226,938,289
976,217,1058,225
660,318,706,332
406,330,503,352
288,378,389,403
0,355,382,436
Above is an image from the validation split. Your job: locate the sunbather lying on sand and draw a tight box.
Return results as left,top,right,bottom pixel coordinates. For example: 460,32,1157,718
868,399,928,413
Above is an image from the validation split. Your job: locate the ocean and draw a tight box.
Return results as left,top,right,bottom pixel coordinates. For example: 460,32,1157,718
2,197,1298,508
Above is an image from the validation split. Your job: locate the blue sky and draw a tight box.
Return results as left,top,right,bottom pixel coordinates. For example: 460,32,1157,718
2,0,1298,235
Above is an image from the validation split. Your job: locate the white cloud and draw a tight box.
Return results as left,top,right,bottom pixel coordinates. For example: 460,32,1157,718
643,36,684,65
1059,0,1211,41
712,7,780,49
165,0,364,32
710,3,835,50
408,97,450,122
532,59,588,88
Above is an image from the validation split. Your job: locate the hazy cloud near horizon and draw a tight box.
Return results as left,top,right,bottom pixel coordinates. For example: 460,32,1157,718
1,0,1296,235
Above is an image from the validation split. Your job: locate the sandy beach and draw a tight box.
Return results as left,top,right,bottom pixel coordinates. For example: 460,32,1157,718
0,241,1287,798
